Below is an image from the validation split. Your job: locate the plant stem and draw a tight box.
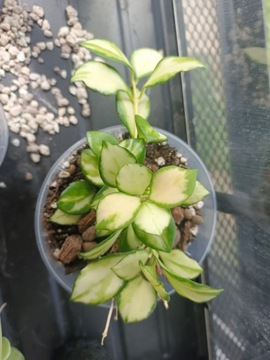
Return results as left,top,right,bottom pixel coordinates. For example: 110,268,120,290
0,303,6,315
163,300,169,310
131,73,139,116
101,298,114,346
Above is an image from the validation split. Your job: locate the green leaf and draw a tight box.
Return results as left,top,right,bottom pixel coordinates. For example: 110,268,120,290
119,138,146,164
80,149,104,187
140,262,170,302
118,224,143,252
96,228,113,238
149,166,197,208
57,181,96,215
6,347,25,360
117,275,157,322
116,164,152,196
135,115,167,143
86,131,119,157
130,48,163,79
116,90,150,137
0,306,3,359
99,142,136,187
181,181,209,206
71,254,126,304
50,209,81,225
133,202,175,252
80,230,121,260
2,337,11,360
91,186,118,210
164,269,223,303
243,47,268,65
80,39,132,69
71,61,128,95
158,249,203,279
112,250,149,280
143,56,204,89
96,193,141,231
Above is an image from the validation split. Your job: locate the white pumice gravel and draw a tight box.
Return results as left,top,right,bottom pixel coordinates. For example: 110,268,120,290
155,157,166,166
0,0,94,166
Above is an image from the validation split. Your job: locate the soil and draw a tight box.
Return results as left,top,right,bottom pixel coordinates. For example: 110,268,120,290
42,140,204,274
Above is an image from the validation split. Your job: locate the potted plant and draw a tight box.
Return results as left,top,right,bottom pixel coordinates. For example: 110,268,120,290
35,39,222,344
0,304,24,360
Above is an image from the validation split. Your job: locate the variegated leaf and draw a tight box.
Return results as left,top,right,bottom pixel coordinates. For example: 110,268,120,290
50,209,81,225
71,254,126,304
164,269,223,303
143,56,204,89
90,186,118,210
57,181,96,215
112,250,149,280
116,90,150,137
99,142,136,187
140,262,170,301
116,164,152,195
135,114,167,143
158,249,202,279
80,230,121,260
71,61,128,95
96,193,141,231
2,337,11,360
119,138,146,164
149,166,197,208
86,131,118,157
133,202,175,252
181,181,209,206
80,149,104,187
117,275,157,322
80,39,132,69
130,48,163,79
118,224,143,252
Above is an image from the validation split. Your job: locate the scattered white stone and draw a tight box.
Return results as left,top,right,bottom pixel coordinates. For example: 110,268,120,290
60,69,67,79
58,170,71,178
194,201,204,210
11,138,20,147
39,144,50,156
181,157,187,164
0,182,7,189
190,225,198,237
17,51,25,62
50,201,57,209
156,157,166,166
62,161,70,169
46,41,54,50
69,115,78,125
0,0,94,166
32,5,44,18
30,153,41,163
24,171,33,181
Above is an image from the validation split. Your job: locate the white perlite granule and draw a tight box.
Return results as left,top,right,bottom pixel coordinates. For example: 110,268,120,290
0,0,94,163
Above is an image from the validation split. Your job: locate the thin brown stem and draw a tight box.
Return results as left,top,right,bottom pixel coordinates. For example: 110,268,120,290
101,298,114,346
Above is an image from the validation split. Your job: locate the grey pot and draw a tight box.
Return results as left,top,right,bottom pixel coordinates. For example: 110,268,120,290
35,125,217,299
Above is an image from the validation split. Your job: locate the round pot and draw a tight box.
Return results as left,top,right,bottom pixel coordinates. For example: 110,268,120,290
0,106,8,167
35,125,217,295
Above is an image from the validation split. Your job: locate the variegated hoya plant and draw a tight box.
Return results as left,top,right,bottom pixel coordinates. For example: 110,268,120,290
0,304,24,360
50,39,222,343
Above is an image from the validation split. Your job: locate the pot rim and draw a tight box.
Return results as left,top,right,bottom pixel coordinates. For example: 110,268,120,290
0,106,8,167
